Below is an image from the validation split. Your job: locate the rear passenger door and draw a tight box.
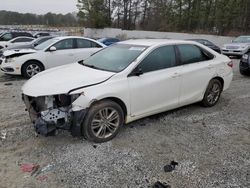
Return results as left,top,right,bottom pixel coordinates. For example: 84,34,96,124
75,39,103,61
177,44,215,105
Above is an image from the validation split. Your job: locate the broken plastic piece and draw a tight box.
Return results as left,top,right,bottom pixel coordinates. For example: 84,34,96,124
21,164,39,173
163,161,179,172
37,175,48,182
153,181,171,188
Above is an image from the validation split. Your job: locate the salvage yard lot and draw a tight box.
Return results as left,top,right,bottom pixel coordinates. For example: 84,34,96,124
0,60,249,188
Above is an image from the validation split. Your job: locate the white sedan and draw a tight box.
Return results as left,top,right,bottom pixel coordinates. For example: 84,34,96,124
1,36,105,78
0,36,35,49
22,39,233,142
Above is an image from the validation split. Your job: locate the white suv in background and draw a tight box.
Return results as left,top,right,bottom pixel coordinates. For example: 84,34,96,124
1,36,106,78
22,39,233,142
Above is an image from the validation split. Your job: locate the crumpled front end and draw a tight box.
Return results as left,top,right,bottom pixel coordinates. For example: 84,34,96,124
22,94,86,137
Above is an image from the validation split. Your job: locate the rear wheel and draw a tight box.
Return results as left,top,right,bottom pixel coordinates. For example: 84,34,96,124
82,100,124,143
22,61,44,78
202,79,223,107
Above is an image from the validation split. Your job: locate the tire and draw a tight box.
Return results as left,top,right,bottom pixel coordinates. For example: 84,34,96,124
22,61,44,78
202,79,223,107
240,69,250,76
82,100,124,143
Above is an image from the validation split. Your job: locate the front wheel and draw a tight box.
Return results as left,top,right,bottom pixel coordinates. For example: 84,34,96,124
82,100,124,143
22,61,44,78
202,79,223,107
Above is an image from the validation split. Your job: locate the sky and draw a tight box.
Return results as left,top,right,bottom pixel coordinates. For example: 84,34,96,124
0,0,78,14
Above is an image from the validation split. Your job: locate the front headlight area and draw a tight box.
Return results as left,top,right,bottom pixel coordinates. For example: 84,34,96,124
5,57,17,64
23,93,81,136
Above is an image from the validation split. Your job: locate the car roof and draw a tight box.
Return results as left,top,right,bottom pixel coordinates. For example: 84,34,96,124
119,39,200,47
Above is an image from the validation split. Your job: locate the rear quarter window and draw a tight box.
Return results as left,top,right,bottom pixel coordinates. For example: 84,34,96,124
177,44,214,65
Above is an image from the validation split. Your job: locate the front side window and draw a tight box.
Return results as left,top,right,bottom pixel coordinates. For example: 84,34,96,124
177,44,212,65
138,45,176,73
53,39,74,50
80,44,147,72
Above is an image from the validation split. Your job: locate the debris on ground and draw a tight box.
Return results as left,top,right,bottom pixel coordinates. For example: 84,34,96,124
4,83,13,86
163,161,179,172
41,164,54,173
21,164,40,173
152,181,171,188
36,175,48,182
0,130,7,140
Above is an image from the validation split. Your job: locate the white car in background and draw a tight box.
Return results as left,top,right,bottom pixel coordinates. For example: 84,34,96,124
222,36,250,57
0,36,35,49
1,36,105,78
22,39,233,142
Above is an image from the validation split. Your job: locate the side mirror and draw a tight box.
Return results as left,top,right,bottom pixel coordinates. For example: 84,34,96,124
49,46,56,52
33,42,38,47
128,67,143,77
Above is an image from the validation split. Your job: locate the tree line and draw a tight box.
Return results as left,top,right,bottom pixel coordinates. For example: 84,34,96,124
77,0,250,35
0,10,78,27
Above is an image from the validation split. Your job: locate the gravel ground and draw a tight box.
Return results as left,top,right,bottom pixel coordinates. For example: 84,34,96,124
0,59,249,188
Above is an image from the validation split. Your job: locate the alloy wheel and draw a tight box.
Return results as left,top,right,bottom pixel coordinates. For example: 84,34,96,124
90,107,120,139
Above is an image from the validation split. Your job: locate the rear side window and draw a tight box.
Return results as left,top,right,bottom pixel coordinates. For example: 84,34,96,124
138,45,176,73
177,44,213,65
12,38,33,43
77,39,102,48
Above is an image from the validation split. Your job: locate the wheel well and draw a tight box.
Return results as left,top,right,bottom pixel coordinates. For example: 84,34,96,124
21,60,45,73
213,77,224,89
99,97,128,118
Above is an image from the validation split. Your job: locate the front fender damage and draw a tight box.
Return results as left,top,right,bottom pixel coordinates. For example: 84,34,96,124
22,94,90,137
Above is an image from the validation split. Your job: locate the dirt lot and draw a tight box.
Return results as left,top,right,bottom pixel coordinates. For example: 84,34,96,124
0,59,249,188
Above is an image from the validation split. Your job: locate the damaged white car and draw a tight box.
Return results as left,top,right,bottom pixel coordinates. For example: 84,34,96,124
22,39,233,143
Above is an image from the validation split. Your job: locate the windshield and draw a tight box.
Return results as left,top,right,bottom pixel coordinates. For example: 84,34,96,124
80,44,147,73
34,38,59,50
233,36,250,43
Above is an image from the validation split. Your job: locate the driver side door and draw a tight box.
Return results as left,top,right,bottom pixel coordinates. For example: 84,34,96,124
128,45,182,117
45,38,76,68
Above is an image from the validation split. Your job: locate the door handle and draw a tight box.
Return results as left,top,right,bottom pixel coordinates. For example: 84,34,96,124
171,72,180,78
207,64,213,69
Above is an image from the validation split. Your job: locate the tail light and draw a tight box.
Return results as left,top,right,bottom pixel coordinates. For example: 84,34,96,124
227,61,233,68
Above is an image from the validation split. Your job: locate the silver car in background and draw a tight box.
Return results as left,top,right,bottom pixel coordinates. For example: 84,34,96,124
222,36,250,57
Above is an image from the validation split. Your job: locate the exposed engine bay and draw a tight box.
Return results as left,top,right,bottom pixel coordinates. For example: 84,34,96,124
22,94,85,137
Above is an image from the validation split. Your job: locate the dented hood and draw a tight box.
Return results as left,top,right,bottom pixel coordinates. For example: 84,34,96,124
22,63,115,97
3,48,37,57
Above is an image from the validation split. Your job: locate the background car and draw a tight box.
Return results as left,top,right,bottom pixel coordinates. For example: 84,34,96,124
187,39,221,53
0,36,34,49
1,36,106,78
0,31,33,43
33,32,51,38
239,52,250,75
22,40,233,142
222,36,250,58
0,36,55,57
98,37,120,46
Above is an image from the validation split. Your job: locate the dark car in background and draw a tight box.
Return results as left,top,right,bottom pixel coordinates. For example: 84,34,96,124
0,32,33,42
187,39,221,53
33,32,51,38
239,53,250,75
98,37,120,46
0,36,55,57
